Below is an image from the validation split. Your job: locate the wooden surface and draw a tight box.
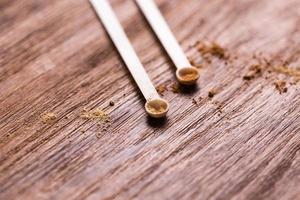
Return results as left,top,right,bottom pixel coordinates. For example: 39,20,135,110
1,0,300,199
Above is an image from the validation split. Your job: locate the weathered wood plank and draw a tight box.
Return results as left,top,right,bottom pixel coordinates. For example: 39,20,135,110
0,0,299,199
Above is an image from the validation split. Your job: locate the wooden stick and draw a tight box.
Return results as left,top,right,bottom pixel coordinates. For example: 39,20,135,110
90,0,169,118
135,0,199,85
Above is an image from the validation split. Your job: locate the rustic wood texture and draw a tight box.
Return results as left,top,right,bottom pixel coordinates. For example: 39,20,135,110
1,0,300,199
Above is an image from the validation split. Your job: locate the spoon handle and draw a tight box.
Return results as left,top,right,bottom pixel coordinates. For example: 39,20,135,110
90,0,159,100
136,0,191,69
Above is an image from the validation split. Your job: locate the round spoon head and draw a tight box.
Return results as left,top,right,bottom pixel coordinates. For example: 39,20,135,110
176,66,200,85
145,98,169,118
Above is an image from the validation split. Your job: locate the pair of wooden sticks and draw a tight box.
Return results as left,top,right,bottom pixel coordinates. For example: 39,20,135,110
90,0,199,118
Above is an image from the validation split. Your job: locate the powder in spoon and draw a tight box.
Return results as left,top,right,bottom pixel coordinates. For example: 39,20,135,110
146,104,165,114
181,70,199,81
146,102,166,114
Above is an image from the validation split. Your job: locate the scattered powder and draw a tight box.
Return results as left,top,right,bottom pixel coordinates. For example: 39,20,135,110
96,121,112,138
243,64,262,81
189,58,204,68
243,74,255,81
41,112,57,124
274,80,288,94
196,41,228,59
156,84,167,96
209,43,227,58
213,101,224,115
192,97,203,106
171,82,181,93
208,89,217,98
273,66,300,79
249,64,262,74
81,108,112,138
192,98,198,105
81,108,110,123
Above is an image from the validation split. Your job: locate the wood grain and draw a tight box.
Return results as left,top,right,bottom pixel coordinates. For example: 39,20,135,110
0,0,300,199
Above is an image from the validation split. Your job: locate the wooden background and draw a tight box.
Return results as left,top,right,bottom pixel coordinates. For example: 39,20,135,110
1,0,300,199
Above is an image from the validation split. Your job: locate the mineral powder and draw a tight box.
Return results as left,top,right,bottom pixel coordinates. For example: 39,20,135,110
181,71,199,82
146,103,166,114
41,112,57,124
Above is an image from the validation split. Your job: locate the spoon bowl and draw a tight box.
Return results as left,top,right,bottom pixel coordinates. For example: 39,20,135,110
145,98,169,118
176,66,200,85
